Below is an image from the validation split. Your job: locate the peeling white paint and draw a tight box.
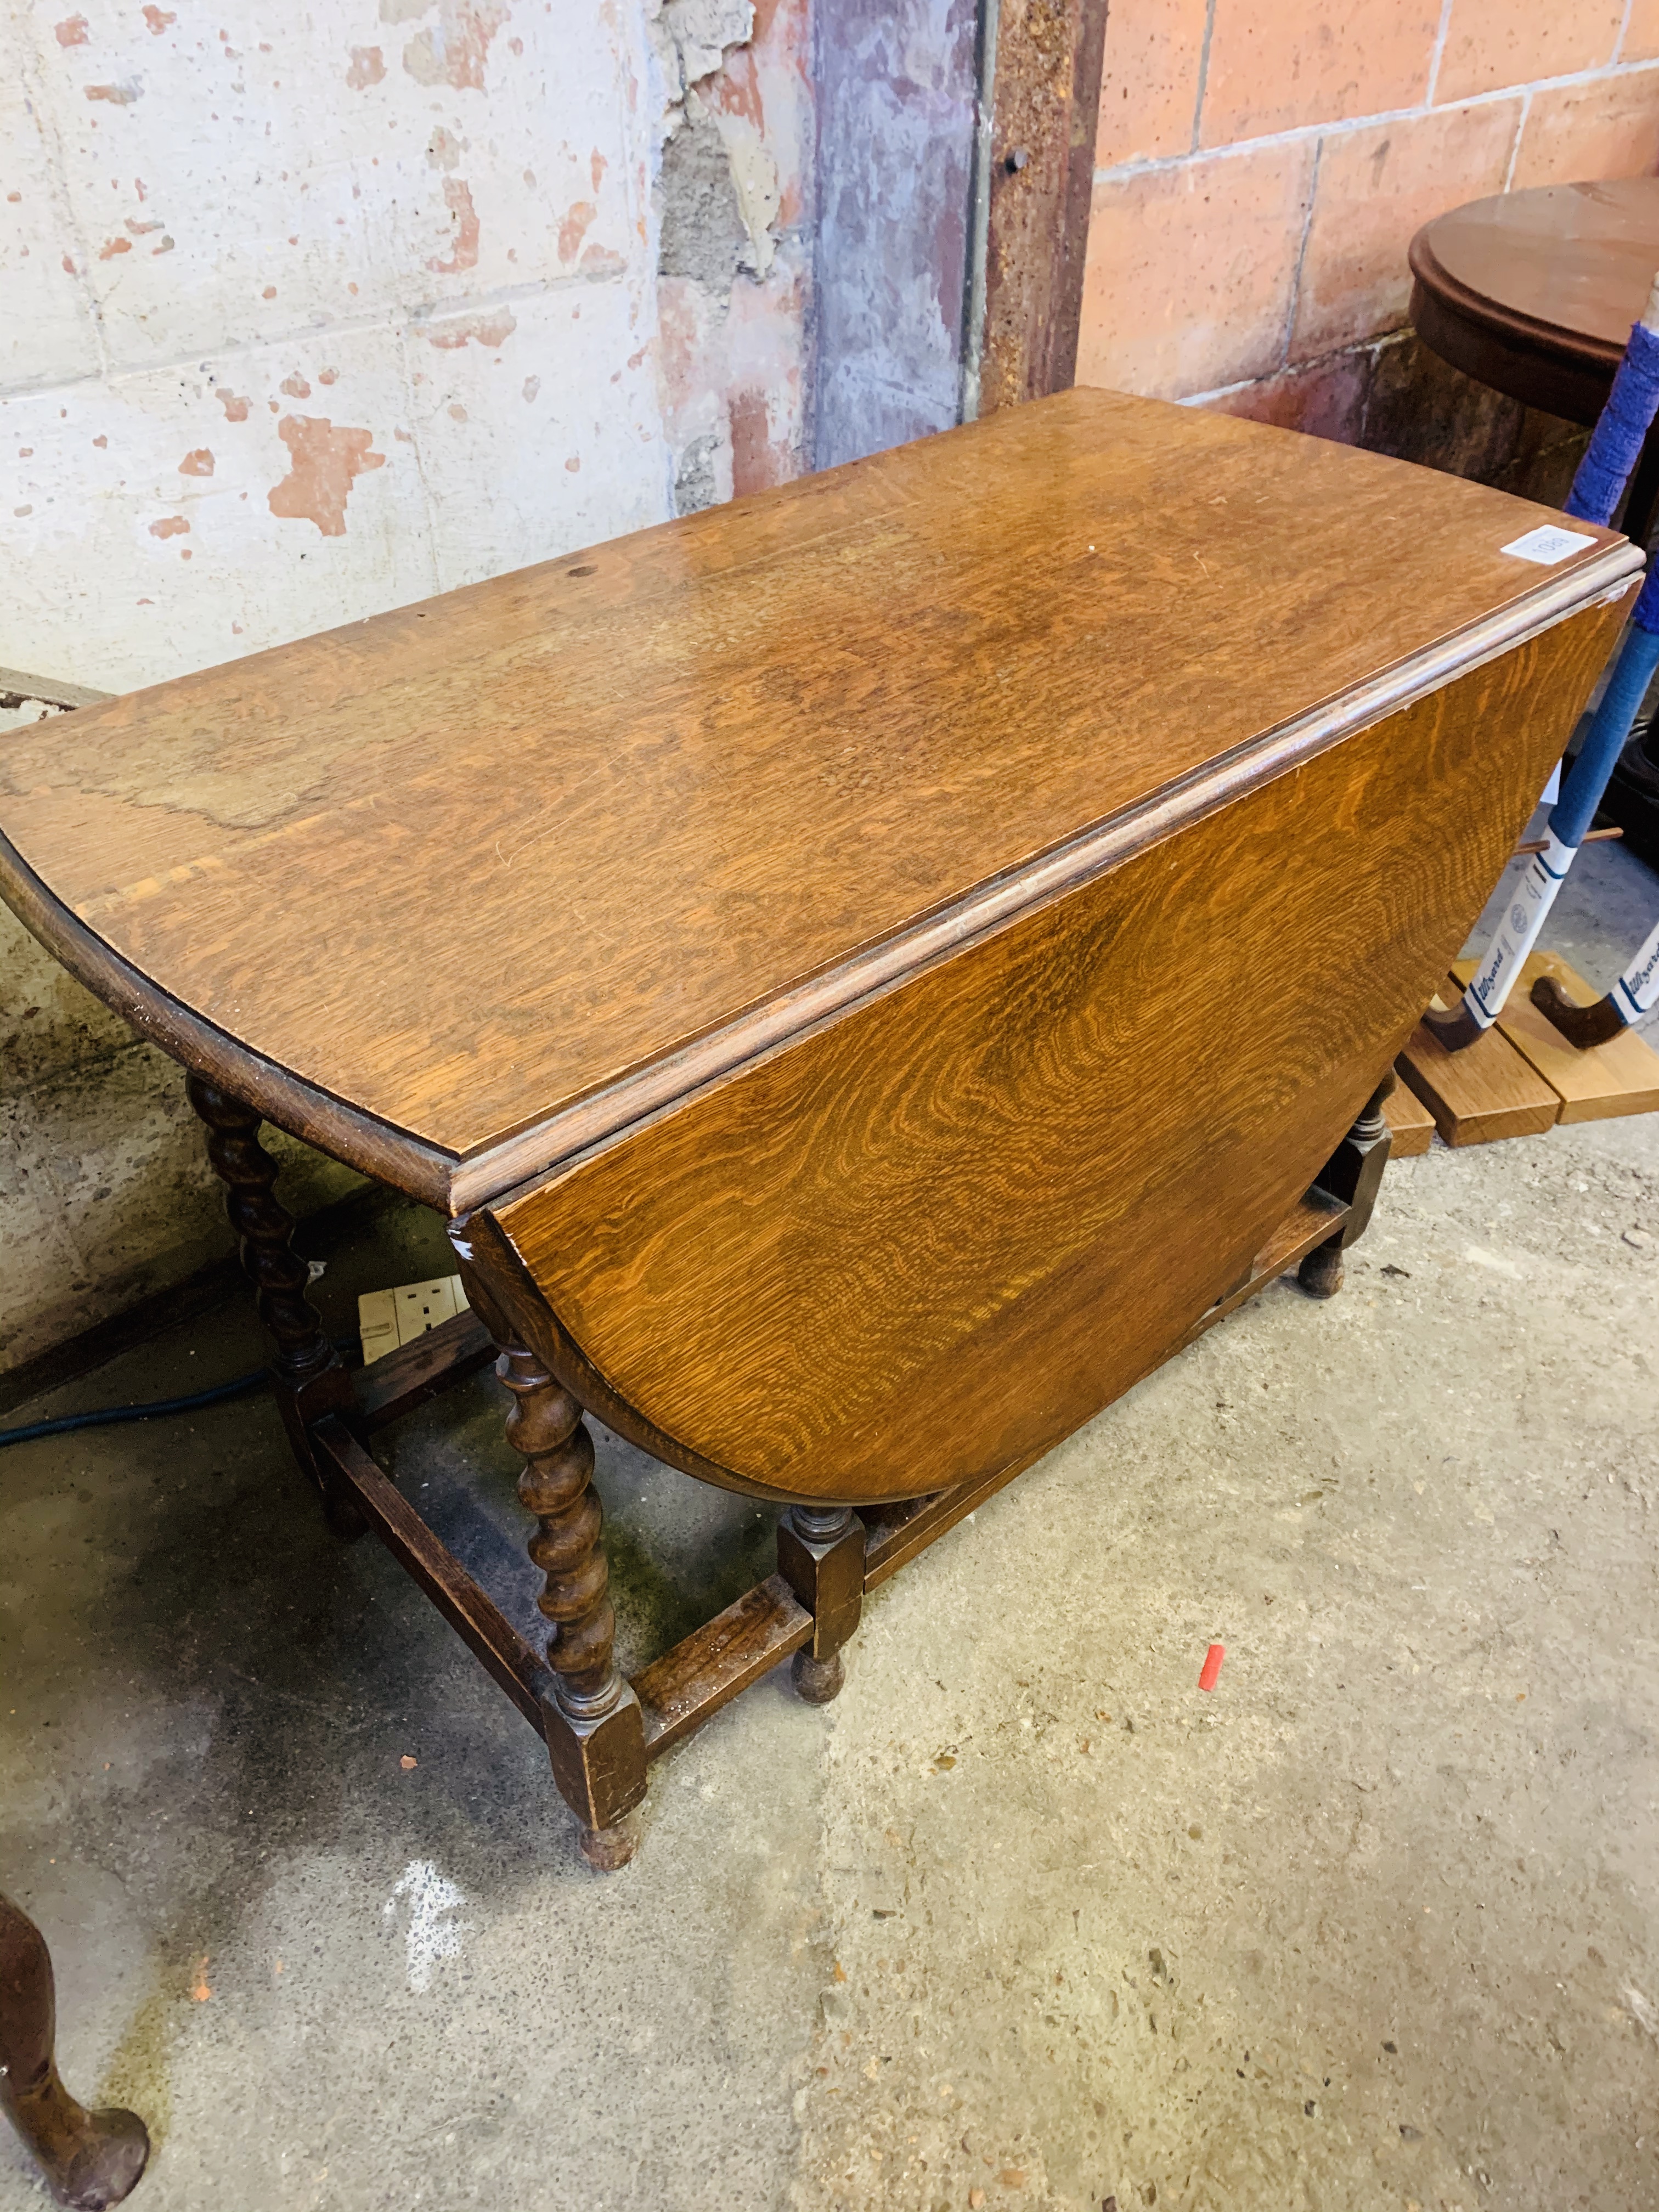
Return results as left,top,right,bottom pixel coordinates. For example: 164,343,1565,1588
646,0,781,306
383,1860,471,1994
0,0,672,691
648,0,808,508
713,106,780,278
650,0,754,106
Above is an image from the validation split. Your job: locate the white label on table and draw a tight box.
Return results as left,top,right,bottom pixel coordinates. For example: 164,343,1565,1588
1499,524,1599,565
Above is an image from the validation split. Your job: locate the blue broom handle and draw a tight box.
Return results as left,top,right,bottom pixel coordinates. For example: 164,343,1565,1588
1449,274,1659,1037
1565,309,1659,527
1545,275,1659,851
1547,573,1659,851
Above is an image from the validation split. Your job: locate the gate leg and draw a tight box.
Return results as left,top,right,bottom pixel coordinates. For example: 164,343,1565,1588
1298,1072,1396,1300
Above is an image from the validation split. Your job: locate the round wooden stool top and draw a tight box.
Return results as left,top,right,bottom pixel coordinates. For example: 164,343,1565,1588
1410,178,1659,426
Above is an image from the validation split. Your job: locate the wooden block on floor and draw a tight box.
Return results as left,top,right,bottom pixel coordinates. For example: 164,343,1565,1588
1382,1080,1436,1157
1396,981,1561,1147
1450,953,1659,1125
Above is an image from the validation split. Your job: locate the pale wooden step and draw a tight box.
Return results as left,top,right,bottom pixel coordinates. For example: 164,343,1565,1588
1396,983,1560,1147
1450,952,1659,1124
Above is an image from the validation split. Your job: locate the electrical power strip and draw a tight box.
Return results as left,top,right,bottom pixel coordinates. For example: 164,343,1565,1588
358,1273,471,1365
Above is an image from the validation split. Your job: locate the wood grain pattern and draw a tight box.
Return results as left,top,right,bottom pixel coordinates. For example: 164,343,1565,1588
1177,1194,1347,1347
292,1178,1364,1801
633,1575,812,1758
0,390,1632,1209
1396,987,1562,1146
353,1306,496,1434
487,606,1618,1506
856,1192,1349,1589
1453,951,1659,1121
0,836,456,1208
1383,1081,1437,1158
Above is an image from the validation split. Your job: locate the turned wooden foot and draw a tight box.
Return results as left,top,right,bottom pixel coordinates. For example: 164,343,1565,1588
778,1505,865,1702
577,1816,640,1872
791,1648,846,1703
1296,1241,1345,1299
482,1317,646,1866
0,1894,148,2210
185,1073,360,1537
1299,1070,1395,1300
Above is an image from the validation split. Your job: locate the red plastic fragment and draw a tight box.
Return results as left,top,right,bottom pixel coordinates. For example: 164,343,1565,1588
1198,1643,1224,1691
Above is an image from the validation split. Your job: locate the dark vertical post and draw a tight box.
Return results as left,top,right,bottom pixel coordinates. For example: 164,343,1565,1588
777,1505,866,1702
977,0,1113,413
469,1294,647,1870
186,1073,360,1535
1298,1072,1396,1299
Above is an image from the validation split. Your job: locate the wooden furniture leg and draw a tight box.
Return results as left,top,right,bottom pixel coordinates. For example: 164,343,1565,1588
776,1506,866,1702
490,1326,647,1870
1297,1072,1396,1299
0,1894,148,2210
185,1073,360,1536
280,1186,1359,1870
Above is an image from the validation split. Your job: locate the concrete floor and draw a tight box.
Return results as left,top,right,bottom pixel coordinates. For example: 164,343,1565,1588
3,839,1658,2212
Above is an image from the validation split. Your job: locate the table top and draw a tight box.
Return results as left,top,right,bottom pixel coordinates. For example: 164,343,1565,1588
1410,179,1659,421
0,387,1635,1211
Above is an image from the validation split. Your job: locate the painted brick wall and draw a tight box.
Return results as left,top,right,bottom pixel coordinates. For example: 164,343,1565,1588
1077,0,1659,465
0,0,812,1372
5,2,666,692
2,0,812,691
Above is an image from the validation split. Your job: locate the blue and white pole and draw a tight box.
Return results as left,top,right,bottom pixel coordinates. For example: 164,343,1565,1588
1606,915,1659,1026
1531,908,1659,1045
1428,272,1659,1052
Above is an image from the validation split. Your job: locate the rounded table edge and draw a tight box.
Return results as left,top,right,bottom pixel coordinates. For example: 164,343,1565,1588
0,827,458,1211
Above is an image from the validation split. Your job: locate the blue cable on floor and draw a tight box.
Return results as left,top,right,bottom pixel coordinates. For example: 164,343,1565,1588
0,1367,269,1448
0,1339,362,1449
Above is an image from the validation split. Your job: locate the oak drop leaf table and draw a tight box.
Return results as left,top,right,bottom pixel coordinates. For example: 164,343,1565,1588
0,388,1637,1872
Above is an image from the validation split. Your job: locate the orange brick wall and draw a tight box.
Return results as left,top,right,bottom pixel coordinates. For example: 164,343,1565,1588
1077,0,1659,460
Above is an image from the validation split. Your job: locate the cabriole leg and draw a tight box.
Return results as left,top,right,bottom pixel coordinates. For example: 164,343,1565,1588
0,1893,149,2210
777,1505,866,1703
1298,1070,1396,1299
185,1073,359,1535
493,1333,646,1871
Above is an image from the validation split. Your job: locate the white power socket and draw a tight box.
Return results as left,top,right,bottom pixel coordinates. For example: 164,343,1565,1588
358,1273,471,1365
